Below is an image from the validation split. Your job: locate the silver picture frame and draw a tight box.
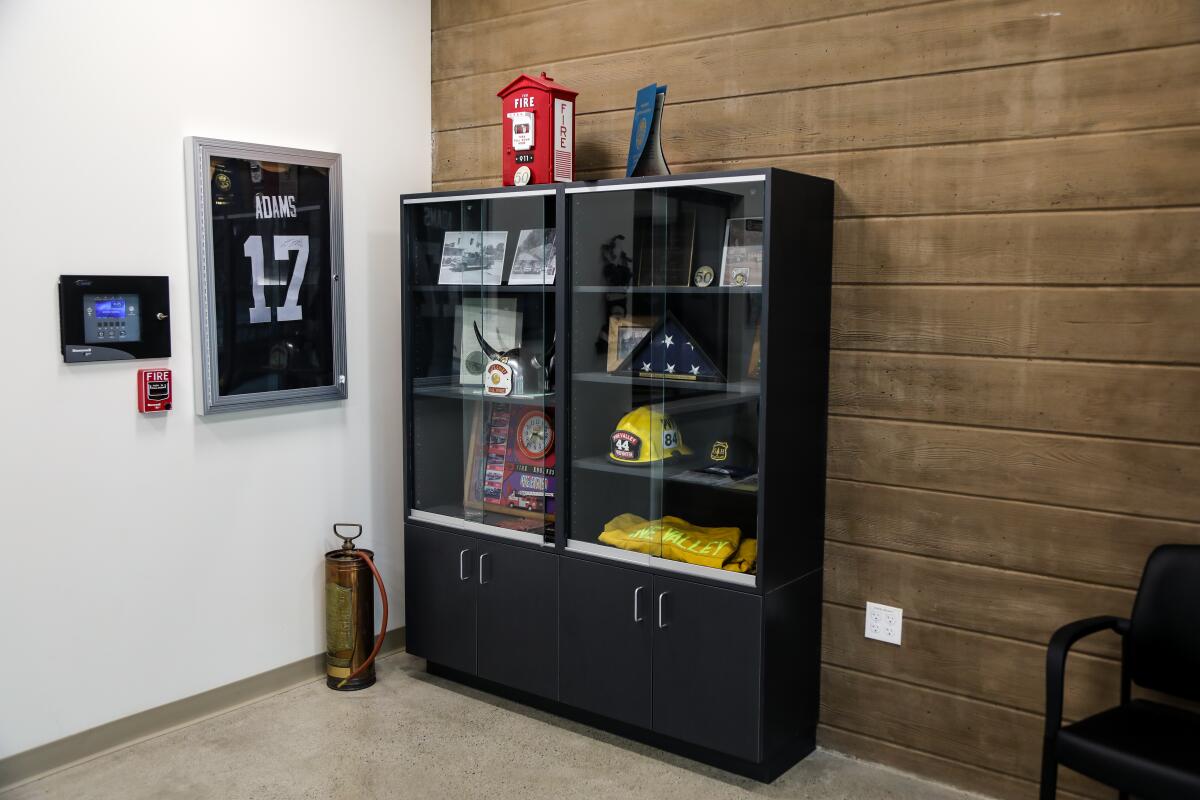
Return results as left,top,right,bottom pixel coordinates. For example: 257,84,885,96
184,137,347,415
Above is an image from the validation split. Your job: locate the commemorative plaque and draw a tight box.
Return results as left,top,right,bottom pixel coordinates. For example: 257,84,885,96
185,138,347,414
626,82,670,177
464,403,557,522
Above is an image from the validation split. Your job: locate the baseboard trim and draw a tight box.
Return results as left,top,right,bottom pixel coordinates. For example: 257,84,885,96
0,627,406,792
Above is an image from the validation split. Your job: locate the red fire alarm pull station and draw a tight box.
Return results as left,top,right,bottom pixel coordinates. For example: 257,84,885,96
497,71,578,186
138,369,172,412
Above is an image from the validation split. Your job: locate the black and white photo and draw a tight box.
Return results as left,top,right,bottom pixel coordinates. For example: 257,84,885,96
508,228,557,285
437,230,507,285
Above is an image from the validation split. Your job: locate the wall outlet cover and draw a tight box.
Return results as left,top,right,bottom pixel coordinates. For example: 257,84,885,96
865,601,903,645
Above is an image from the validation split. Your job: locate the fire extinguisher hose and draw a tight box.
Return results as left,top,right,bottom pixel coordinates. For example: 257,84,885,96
336,549,389,689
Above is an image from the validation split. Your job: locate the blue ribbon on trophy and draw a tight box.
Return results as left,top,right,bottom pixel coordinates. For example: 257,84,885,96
626,83,670,177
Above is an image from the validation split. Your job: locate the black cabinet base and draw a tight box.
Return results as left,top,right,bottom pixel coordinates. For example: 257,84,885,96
425,660,815,783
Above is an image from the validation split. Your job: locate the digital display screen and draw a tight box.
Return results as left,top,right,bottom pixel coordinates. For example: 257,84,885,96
83,293,141,344
94,298,126,319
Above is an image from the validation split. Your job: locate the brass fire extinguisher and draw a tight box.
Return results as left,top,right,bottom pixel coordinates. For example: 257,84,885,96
325,523,388,691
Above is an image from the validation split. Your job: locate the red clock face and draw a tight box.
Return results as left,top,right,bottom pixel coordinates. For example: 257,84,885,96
516,410,553,460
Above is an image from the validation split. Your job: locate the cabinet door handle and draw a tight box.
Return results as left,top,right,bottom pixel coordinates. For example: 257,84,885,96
657,591,669,629
634,586,644,622
479,552,490,585
459,549,470,581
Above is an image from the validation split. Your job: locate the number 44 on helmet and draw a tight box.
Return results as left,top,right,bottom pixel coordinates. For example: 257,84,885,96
609,406,692,465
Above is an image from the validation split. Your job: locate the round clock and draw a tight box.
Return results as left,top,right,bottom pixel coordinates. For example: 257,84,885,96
515,410,553,460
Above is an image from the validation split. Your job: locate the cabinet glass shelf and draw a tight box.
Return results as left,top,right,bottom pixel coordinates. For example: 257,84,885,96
412,379,555,406
413,284,551,294
573,371,758,396
573,285,763,295
564,539,758,587
572,454,758,492
408,506,552,547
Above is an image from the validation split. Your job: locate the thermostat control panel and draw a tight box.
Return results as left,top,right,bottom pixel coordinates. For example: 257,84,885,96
59,275,170,363
83,293,142,345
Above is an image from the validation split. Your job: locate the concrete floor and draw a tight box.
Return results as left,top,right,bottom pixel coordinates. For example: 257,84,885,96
3,652,988,800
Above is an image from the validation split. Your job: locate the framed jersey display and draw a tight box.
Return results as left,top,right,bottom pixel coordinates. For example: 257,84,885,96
185,137,347,414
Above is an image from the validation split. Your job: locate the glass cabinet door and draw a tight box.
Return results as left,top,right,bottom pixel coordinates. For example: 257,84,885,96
404,190,558,545
567,177,764,585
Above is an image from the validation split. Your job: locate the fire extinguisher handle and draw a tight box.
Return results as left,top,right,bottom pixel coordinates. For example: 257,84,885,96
333,523,362,547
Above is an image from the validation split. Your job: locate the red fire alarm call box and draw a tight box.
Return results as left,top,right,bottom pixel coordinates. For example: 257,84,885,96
138,368,172,412
497,71,578,186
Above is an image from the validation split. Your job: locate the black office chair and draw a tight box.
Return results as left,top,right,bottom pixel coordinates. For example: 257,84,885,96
1040,544,1200,800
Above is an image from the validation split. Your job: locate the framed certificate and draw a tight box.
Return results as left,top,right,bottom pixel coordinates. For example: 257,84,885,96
719,217,764,287
185,138,347,414
454,297,521,385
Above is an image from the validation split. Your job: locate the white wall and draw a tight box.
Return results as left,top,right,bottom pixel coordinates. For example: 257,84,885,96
0,0,428,758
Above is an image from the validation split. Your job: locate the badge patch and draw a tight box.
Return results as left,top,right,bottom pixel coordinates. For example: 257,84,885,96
610,430,642,461
710,440,729,462
484,359,513,396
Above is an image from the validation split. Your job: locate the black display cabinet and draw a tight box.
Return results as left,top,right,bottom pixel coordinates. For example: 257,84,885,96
401,169,834,781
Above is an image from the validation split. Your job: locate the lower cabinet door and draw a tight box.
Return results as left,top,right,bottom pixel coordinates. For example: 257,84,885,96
404,524,477,675
651,575,763,762
559,557,652,729
475,539,558,700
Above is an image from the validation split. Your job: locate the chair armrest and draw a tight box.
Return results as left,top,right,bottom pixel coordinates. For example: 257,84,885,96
1044,616,1128,739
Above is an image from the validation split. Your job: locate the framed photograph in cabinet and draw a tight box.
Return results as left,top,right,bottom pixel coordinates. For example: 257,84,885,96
185,137,347,415
606,315,653,373
509,228,558,285
437,231,507,285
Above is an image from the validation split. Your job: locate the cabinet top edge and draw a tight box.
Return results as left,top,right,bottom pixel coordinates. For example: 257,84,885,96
407,167,833,204
403,186,557,204
565,173,765,194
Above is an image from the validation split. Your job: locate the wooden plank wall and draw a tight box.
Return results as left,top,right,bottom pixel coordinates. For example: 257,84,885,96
429,2,1200,797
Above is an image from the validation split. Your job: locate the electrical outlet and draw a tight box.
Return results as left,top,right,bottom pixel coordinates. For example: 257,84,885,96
865,601,903,645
